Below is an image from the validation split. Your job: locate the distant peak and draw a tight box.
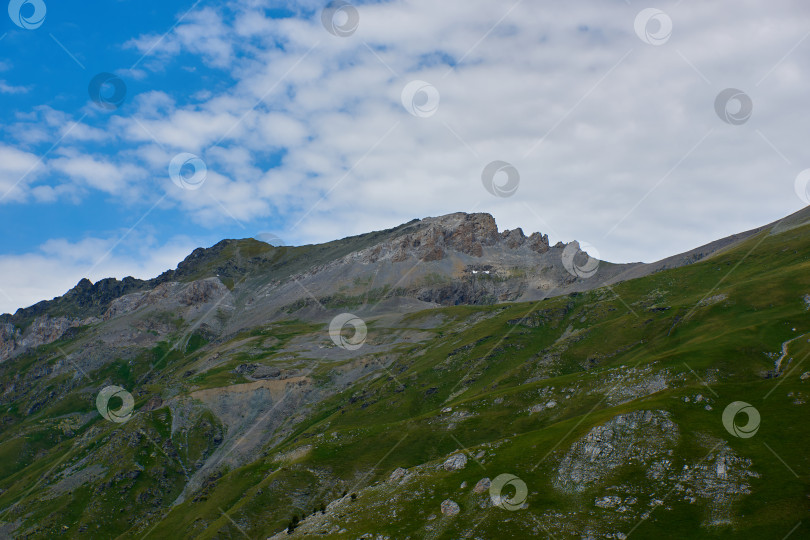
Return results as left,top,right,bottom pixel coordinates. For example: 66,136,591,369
419,212,497,231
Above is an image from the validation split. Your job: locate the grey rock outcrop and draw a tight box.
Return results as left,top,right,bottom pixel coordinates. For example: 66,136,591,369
473,477,491,493
595,495,622,508
252,365,281,379
104,278,229,320
389,467,407,482
443,453,467,471
440,499,460,516
324,213,555,273
554,410,679,492
673,443,758,526
0,315,86,362
0,323,21,360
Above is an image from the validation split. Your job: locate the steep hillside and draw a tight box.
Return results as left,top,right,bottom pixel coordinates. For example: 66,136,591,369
1,209,809,538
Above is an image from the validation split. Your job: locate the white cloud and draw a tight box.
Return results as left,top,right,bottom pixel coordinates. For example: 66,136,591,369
49,151,146,195
125,7,235,69
0,234,200,315
0,80,29,94
0,145,44,203
7,106,111,147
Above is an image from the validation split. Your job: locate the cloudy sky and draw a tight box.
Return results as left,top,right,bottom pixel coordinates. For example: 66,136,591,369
1,0,809,314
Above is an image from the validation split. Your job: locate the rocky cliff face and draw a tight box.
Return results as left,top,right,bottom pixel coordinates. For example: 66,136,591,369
103,278,230,320
0,278,233,362
0,323,20,360
355,213,549,264
0,315,88,362
1,276,149,328
243,211,612,326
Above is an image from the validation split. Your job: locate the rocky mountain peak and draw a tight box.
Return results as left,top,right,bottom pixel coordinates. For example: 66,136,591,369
367,212,550,263
420,211,498,234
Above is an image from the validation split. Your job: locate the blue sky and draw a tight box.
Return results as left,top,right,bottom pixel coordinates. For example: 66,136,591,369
1,0,262,255
1,0,809,313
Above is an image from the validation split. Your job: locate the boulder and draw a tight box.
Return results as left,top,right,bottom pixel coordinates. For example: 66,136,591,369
389,467,407,482
595,495,621,508
252,366,281,379
473,477,491,493
443,453,467,471
440,499,460,516
143,395,163,411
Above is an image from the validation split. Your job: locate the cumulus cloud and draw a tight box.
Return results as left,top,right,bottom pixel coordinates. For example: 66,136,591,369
49,150,147,195
0,80,29,94
0,145,44,203
0,234,199,315
125,7,236,69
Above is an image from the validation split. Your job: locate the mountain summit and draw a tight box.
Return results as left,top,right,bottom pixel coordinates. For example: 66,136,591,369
0,212,572,360
5,208,809,362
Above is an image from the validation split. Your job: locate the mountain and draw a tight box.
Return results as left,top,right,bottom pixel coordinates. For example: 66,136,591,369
0,210,778,362
0,208,809,538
